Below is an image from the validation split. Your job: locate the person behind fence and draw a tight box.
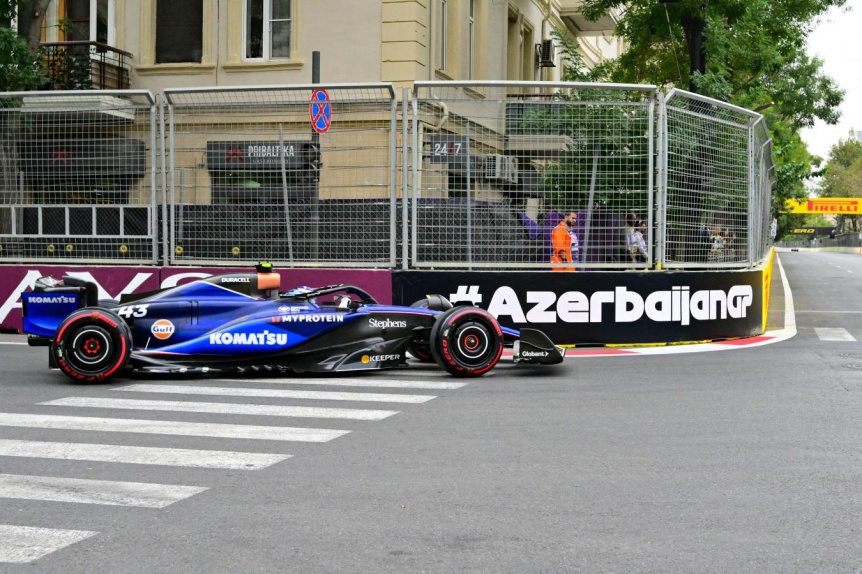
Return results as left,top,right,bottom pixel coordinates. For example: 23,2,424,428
570,218,580,265
626,213,647,263
633,219,648,263
722,228,736,261
551,211,578,271
707,224,724,262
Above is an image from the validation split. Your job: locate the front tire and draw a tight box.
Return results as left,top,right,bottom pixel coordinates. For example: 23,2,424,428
430,307,503,377
53,308,132,383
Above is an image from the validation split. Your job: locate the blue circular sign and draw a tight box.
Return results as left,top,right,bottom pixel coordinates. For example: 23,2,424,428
310,89,331,134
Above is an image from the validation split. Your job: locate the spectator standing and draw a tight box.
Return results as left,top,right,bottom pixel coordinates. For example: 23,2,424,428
570,221,580,265
551,211,578,271
625,213,644,263
707,223,724,262
633,219,648,263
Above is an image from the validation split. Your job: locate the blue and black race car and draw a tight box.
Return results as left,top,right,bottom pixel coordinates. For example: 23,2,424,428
20,264,564,383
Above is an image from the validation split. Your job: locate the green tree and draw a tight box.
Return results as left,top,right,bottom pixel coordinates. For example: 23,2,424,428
578,0,845,212
0,0,49,235
819,138,862,231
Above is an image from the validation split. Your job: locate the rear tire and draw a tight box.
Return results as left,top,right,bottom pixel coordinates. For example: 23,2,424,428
53,308,132,383
430,307,503,377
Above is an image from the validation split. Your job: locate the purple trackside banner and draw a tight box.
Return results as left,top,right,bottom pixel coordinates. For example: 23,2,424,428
0,265,392,333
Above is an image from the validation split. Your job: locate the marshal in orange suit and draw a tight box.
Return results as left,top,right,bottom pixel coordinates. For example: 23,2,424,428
550,211,578,272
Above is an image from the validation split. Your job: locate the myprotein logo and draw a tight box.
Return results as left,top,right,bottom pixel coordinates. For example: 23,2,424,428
279,314,344,323
209,331,288,346
450,285,753,325
150,319,175,340
369,318,407,329
26,295,76,304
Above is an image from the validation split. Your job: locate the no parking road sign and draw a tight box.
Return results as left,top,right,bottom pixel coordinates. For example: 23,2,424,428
310,89,331,134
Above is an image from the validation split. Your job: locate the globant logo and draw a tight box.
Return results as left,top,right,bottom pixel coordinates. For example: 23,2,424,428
520,350,549,358
209,330,288,345
479,285,753,325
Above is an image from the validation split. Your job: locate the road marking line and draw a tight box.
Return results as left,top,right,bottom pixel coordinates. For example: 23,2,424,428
0,524,97,564
40,397,399,421
0,474,207,508
814,327,856,342
216,377,466,390
0,413,349,443
0,439,289,469
115,384,437,404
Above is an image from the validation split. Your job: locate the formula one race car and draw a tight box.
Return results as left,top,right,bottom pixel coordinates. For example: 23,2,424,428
20,264,564,383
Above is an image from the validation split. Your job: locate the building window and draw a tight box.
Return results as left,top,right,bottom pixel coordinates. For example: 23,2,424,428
468,0,475,79
63,0,111,44
245,0,291,60
155,0,203,64
521,22,534,80
437,0,448,71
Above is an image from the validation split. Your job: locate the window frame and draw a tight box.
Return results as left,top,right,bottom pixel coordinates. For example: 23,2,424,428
437,0,448,72
63,0,115,45
243,0,292,62
468,0,475,79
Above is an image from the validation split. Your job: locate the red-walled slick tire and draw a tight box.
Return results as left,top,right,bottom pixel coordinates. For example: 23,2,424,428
52,308,132,383
430,307,503,377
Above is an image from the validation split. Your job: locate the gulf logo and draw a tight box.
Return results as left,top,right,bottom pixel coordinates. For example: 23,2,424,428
151,319,175,340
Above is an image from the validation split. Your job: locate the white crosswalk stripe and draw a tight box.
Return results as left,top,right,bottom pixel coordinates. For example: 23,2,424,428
0,439,289,469
115,383,438,403
814,327,856,341
40,397,399,421
0,370,468,563
0,412,349,442
216,377,467,390
0,474,207,508
0,525,97,564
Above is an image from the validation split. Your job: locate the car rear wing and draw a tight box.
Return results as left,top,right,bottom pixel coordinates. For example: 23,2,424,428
20,276,99,341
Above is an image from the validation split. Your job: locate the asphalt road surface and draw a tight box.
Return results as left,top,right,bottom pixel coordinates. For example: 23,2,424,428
1,250,861,573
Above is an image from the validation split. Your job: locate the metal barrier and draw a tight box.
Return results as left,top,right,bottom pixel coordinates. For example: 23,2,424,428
411,81,657,269
162,84,398,267
0,90,158,264
0,82,773,271
659,89,774,269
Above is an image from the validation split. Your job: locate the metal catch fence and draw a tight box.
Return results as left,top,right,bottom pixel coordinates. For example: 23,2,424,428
659,89,774,268
0,82,773,271
163,84,398,267
412,81,657,269
0,90,158,263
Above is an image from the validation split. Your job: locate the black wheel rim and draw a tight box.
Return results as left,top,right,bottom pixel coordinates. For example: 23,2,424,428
67,325,114,373
452,321,491,366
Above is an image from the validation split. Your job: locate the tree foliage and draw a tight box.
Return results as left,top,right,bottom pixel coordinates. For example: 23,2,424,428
578,0,846,213
0,0,46,91
817,139,862,231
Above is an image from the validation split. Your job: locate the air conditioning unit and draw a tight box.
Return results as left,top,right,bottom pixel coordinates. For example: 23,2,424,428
536,39,556,68
485,154,507,180
506,156,519,185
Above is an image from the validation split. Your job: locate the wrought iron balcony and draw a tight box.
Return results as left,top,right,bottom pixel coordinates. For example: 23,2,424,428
39,41,132,91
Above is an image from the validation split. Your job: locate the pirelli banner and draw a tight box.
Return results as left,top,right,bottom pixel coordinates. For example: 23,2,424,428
393,270,763,345
784,198,861,214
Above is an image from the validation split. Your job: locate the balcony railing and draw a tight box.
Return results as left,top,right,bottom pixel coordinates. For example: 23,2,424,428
39,41,132,91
